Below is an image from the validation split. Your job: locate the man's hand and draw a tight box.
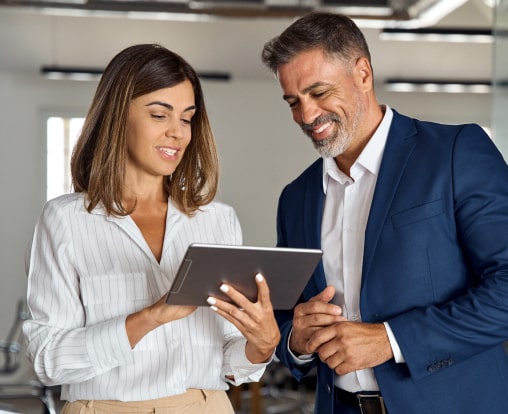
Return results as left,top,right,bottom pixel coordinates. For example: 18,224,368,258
307,321,394,375
289,286,345,355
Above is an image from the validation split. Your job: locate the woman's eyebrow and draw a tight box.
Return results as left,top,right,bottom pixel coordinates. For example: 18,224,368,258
146,101,173,110
146,101,196,113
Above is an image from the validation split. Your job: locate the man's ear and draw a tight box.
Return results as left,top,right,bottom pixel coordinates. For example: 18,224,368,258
354,57,374,92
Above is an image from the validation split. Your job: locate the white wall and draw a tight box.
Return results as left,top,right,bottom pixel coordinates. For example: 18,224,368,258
0,73,94,334
0,68,493,338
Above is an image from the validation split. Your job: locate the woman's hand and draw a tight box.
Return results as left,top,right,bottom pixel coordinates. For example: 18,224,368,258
207,273,281,364
126,295,197,348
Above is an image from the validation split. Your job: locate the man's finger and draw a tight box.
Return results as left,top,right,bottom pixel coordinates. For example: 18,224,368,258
309,285,336,302
306,324,341,353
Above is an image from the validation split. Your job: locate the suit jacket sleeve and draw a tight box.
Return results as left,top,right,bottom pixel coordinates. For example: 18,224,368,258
387,123,508,381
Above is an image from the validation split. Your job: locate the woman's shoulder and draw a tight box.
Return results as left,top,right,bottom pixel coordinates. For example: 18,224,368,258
42,192,86,214
183,200,240,230
197,199,237,217
185,199,242,244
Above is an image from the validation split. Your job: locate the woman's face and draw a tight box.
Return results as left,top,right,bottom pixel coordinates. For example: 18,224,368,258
125,80,195,182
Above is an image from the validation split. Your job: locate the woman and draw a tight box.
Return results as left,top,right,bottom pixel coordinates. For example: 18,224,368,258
23,44,280,413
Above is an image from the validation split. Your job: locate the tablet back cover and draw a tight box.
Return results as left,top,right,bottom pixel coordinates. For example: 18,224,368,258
166,243,322,310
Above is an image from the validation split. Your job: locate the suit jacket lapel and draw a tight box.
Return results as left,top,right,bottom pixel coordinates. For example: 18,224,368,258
303,160,328,294
304,160,325,249
362,111,418,280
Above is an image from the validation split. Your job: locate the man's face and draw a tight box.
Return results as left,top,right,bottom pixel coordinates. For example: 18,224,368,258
277,48,367,158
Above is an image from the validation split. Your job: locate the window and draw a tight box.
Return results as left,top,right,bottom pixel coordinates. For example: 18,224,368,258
46,116,85,200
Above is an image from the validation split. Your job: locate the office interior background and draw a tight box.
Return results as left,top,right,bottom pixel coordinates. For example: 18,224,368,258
0,0,507,412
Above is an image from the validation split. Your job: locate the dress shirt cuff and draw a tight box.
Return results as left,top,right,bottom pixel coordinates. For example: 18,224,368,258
288,328,314,366
86,315,135,374
226,338,273,385
383,321,405,363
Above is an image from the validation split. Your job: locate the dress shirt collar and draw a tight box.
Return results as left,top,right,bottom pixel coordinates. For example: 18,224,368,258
322,105,393,194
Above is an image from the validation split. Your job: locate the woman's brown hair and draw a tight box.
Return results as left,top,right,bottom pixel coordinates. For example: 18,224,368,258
71,43,219,216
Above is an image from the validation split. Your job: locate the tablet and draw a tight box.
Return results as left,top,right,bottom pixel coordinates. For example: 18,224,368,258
165,243,322,310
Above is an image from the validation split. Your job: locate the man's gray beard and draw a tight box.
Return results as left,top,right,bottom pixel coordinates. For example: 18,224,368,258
310,97,364,159
301,92,364,159
311,132,353,158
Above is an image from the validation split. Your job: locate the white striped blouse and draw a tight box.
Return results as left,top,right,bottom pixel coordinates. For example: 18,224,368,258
23,192,268,402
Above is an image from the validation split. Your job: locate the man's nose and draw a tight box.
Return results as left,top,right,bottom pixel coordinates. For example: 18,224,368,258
300,100,320,125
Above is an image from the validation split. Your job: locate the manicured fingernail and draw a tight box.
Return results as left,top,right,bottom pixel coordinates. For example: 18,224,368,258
255,273,264,282
210,305,218,311
219,284,229,293
207,297,216,305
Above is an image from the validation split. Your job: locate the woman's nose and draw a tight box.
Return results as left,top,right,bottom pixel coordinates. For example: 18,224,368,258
165,120,183,139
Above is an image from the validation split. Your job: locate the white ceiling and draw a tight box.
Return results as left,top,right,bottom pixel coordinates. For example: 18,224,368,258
0,0,495,84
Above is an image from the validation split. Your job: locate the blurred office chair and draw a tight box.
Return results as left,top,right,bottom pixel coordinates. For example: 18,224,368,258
232,358,315,414
0,298,58,414
259,359,315,414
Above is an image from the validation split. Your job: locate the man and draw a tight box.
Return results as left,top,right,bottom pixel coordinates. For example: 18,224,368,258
261,11,508,414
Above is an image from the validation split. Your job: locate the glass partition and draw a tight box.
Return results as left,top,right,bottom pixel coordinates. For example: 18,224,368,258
492,0,508,159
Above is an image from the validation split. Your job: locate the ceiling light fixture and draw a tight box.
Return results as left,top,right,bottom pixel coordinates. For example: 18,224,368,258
380,27,493,43
0,0,468,28
40,65,231,81
384,78,492,93
40,65,103,81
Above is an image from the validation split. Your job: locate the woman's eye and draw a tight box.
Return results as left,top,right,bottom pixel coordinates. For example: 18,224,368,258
151,113,166,120
181,118,192,125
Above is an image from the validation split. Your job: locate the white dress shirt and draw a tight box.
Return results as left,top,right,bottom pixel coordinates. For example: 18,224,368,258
23,192,268,402
321,105,395,392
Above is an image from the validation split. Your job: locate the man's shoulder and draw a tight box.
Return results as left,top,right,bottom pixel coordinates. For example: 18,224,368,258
392,108,484,136
286,158,323,189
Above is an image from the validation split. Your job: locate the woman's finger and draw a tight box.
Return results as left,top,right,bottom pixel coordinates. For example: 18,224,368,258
207,296,249,326
254,273,273,307
217,280,252,311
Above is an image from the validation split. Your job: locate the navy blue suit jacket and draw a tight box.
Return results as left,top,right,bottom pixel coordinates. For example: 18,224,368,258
275,110,508,413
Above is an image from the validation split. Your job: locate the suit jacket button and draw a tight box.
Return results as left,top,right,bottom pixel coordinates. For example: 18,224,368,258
427,364,437,372
326,384,331,394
